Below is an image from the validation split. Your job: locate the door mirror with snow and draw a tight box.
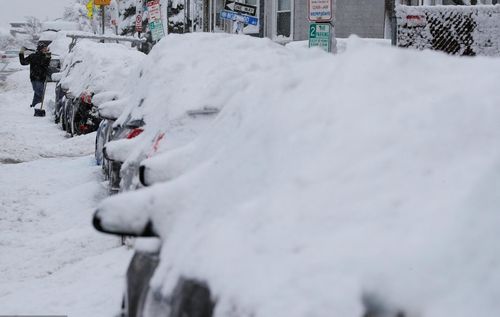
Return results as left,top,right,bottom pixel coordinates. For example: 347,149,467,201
92,209,158,238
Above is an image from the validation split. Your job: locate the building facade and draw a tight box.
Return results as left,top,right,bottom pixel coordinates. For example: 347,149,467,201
200,0,390,42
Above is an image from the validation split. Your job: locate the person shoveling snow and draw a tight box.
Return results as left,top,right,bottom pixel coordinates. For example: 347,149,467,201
19,43,51,116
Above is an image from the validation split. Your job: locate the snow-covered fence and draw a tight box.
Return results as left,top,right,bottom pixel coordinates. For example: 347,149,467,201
396,5,500,56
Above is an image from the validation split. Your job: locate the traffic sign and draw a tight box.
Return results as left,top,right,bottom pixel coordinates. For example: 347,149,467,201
147,0,162,22
135,14,143,32
308,0,334,22
147,0,164,41
309,23,331,52
95,0,111,5
220,10,258,26
224,0,257,17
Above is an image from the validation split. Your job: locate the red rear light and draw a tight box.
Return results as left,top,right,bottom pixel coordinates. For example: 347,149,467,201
79,124,89,134
127,128,144,139
80,91,93,104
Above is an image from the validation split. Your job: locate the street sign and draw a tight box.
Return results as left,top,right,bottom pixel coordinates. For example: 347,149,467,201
147,0,162,22
309,23,331,52
135,14,143,32
95,0,111,5
220,10,258,26
147,0,165,41
308,0,334,22
86,0,94,18
224,0,257,17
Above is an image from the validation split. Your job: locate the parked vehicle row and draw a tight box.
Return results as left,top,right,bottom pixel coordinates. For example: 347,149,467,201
50,36,145,147
90,33,309,317
43,31,500,317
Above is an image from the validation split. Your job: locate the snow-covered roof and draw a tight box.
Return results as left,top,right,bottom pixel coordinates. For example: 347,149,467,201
97,34,500,317
41,21,80,32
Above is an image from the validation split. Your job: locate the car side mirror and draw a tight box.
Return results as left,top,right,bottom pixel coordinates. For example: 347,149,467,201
139,164,149,187
92,209,158,237
102,146,112,161
99,112,118,121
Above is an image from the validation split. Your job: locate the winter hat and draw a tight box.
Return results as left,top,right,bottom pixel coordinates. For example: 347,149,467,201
37,42,47,51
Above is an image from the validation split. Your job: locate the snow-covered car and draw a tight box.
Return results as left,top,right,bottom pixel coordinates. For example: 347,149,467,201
0,50,19,62
93,91,123,167
102,32,279,194
93,35,500,317
57,39,144,136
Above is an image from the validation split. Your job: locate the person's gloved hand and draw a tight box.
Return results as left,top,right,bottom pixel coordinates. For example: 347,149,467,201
19,47,25,54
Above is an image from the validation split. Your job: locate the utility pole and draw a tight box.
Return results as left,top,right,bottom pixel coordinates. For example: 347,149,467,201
102,5,105,35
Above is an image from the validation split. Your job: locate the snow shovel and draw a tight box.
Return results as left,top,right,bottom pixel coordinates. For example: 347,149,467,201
34,80,47,117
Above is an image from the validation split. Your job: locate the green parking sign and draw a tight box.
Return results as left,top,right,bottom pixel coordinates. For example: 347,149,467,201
309,23,331,52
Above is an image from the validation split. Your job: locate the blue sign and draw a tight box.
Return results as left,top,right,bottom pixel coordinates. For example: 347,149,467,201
220,10,259,26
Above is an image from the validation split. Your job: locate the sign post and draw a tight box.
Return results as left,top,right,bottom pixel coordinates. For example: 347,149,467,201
308,0,335,53
95,0,111,35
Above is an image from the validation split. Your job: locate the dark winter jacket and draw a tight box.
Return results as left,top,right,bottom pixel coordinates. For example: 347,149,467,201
19,51,51,82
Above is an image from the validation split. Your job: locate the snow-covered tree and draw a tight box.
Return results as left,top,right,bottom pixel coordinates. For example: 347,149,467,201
168,0,186,34
63,0,94,32
0,28,17,50
116,0,138,36
22,17,43,44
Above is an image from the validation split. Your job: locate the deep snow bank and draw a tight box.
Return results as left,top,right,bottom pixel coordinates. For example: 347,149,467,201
99,35,500,317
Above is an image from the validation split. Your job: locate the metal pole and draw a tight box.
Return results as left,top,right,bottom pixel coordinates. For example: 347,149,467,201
259,0,264,38
102,5,105,35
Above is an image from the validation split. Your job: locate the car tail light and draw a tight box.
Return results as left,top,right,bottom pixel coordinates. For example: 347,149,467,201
147,132,165,158
127,128,144,139
79,124,89,134
80,91,93,105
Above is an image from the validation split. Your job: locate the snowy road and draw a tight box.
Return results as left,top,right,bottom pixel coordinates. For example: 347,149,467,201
0,69,130,316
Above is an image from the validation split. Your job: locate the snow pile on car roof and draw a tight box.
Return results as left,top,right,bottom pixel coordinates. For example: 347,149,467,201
59,40,144,97
47,31,74,58
115,32,311,128
109,33,311,191
98,35,500,317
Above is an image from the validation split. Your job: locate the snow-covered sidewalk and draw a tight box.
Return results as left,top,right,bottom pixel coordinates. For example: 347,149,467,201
0,69,130,316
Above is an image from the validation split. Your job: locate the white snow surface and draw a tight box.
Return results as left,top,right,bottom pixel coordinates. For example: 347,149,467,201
0,69,130,316
98,34,500,317
59,40,144,97
109,33,308,190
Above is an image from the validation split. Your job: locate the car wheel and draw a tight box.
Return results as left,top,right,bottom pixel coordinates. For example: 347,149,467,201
70,103,77,137
109,161,122,194
169,279,214,317
95,120,107,166
61,101,67,131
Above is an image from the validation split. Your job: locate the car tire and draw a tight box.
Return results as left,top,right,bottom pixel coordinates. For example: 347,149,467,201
169,279,214,317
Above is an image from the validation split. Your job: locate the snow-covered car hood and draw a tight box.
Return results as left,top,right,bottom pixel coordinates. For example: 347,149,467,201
96,36,500,317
